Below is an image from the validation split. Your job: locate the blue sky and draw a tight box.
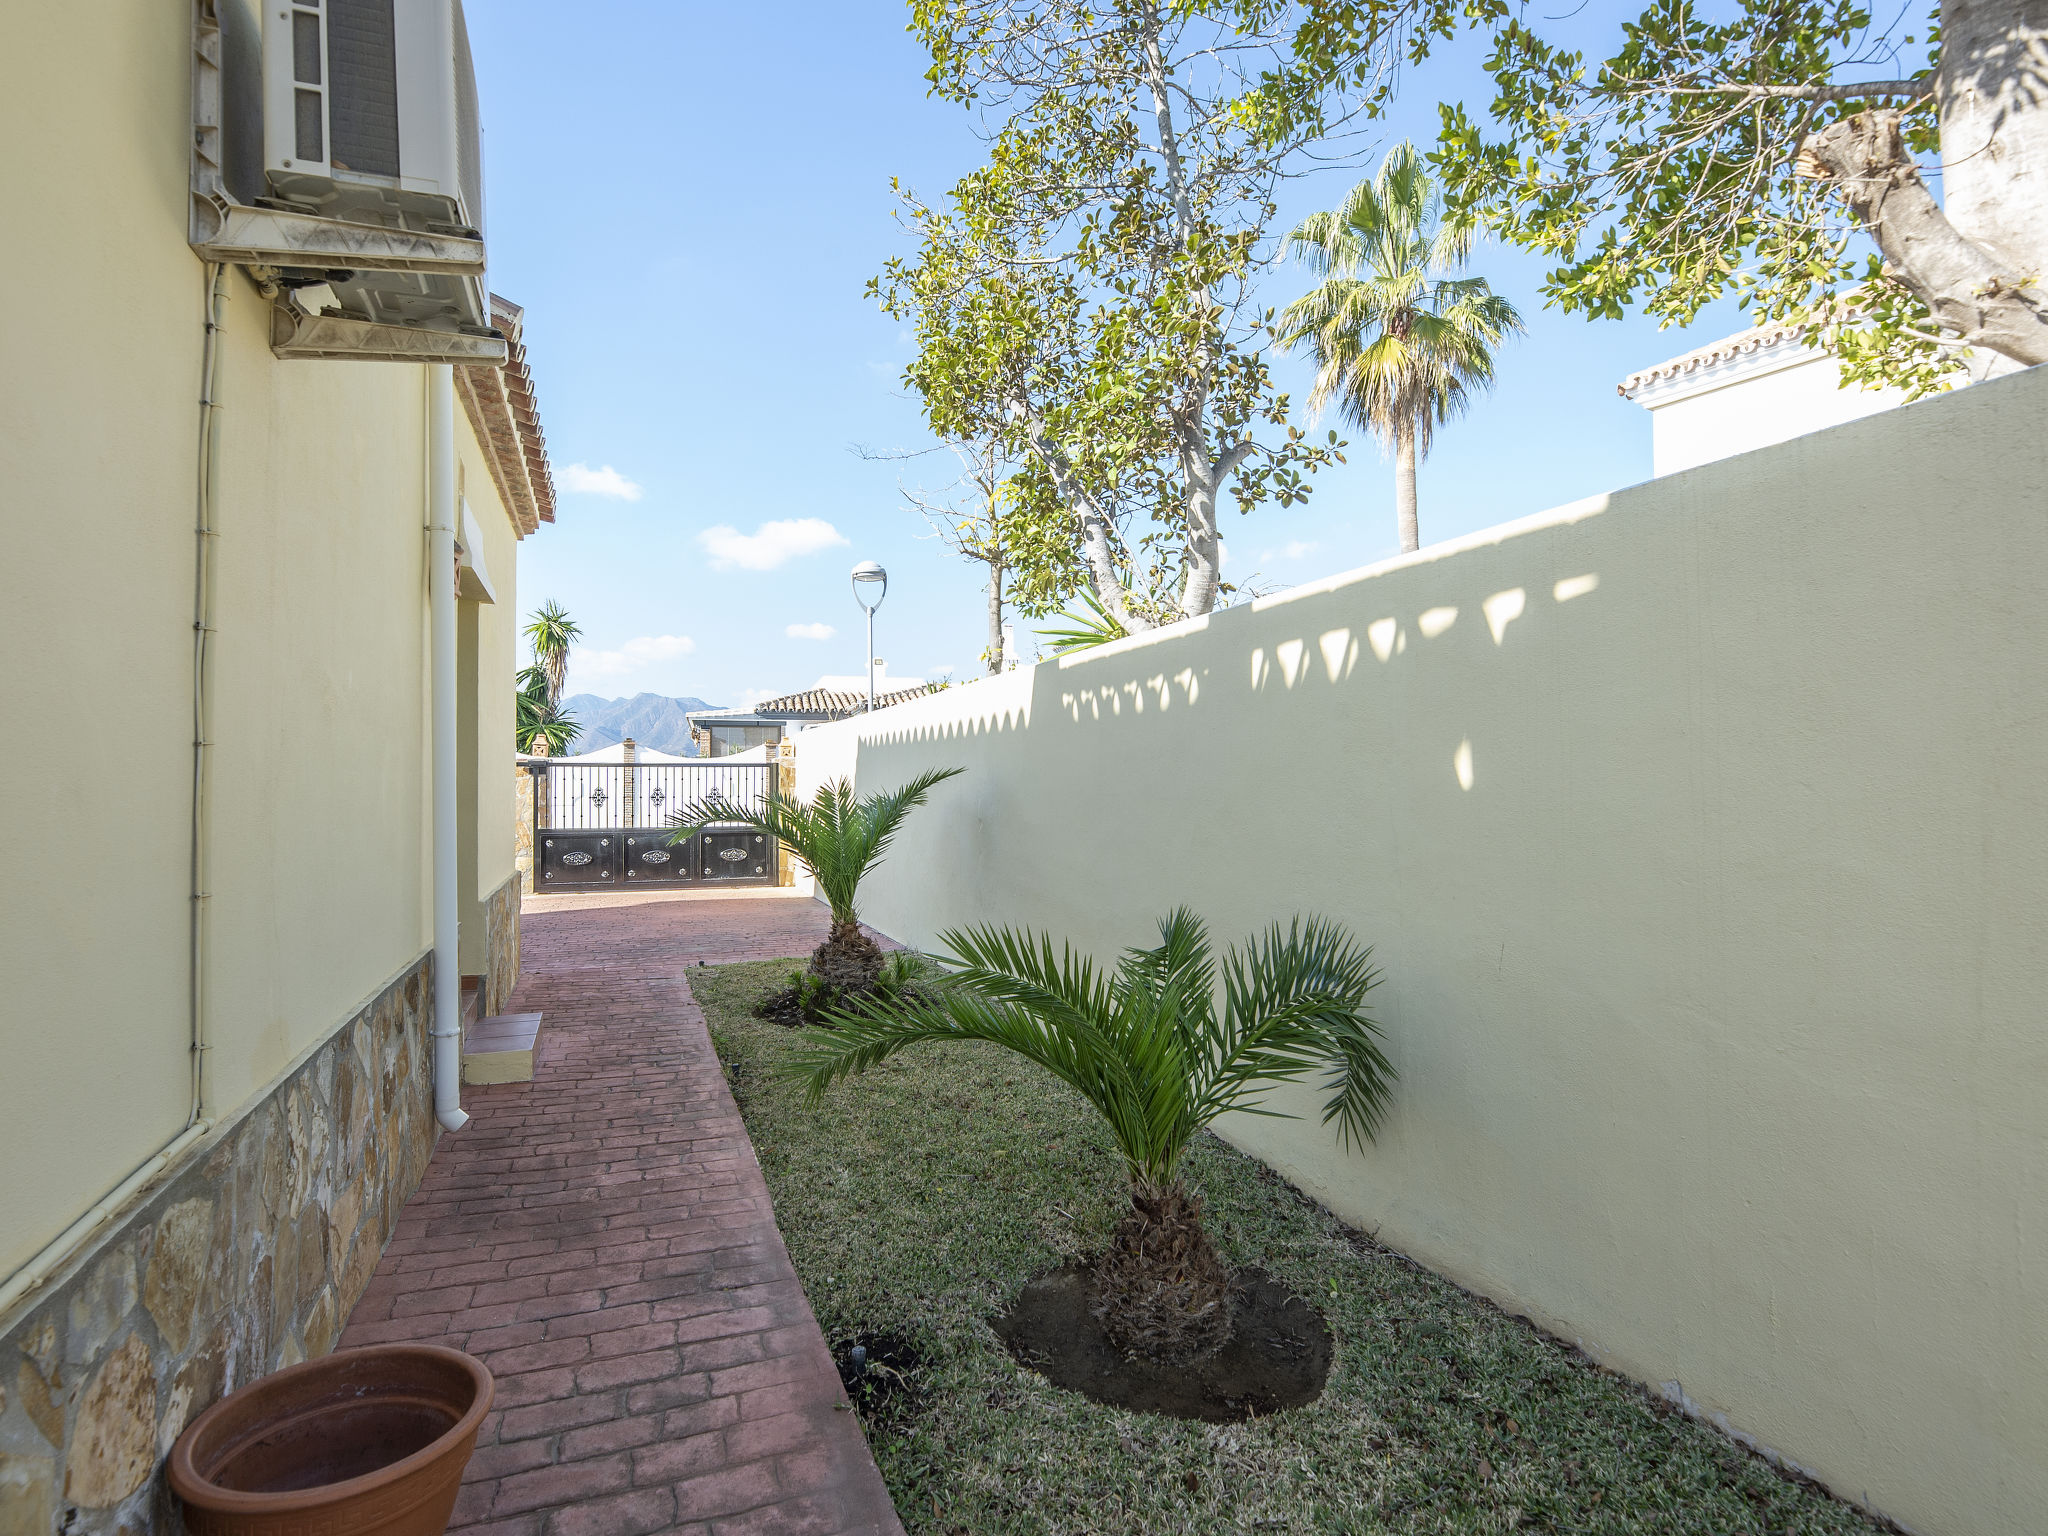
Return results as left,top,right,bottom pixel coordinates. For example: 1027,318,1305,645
471,3,1748,708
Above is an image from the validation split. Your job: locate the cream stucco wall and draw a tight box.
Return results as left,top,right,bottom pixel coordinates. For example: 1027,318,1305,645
1,0,528,1278
795,365,2048,1536
457,442,521,978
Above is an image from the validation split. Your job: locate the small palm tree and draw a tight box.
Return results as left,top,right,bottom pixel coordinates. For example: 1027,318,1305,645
522,601,581,708
668,768,964,984
790,909,1392,1360
516,665,581,755
1276,142,1524,553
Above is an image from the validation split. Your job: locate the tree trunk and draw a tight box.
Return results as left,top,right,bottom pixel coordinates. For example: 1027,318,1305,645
1394,415,1420,553
1940,0,2048,279
1014,405,1149,632
811,918,883,990
986,557,1005,674
1089,1181,1234,1361
1800,111,2048,364
1179,461,1223,617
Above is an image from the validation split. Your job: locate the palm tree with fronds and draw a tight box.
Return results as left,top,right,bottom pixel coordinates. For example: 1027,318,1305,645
667,768,964,985
1276,142,1524,554
522,601,581,709
516,664,580,755
790,909,1392,1360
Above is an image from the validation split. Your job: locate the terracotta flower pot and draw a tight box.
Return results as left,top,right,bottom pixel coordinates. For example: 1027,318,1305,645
169,1345,493,1536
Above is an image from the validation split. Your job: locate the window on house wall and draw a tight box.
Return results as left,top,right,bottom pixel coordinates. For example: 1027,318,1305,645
706,724,782,758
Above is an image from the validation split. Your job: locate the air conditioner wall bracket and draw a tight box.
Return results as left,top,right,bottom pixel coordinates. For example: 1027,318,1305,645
269,303,508,364
192,194,486,275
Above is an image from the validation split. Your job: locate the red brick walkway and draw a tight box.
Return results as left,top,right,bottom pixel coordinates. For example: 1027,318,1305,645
341,890,905,1536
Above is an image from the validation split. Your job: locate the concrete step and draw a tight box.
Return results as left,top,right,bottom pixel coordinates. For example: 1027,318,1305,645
462,1012,543,1085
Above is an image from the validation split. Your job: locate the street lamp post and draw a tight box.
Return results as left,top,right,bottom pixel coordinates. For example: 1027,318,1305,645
851,561,887,712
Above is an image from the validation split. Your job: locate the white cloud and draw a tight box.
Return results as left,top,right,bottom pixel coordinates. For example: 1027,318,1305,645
1260,539,1322,562
786,622,836,640
698,517,849,571
559,463,643,501
572,634,696,690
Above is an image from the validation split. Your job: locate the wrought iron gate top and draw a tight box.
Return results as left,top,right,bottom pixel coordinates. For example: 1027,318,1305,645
529,757,777,890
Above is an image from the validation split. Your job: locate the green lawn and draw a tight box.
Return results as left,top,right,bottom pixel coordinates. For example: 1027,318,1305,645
692,959,1893,1536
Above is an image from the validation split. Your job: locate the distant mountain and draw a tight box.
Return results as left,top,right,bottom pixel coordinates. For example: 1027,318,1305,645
560,693,720,756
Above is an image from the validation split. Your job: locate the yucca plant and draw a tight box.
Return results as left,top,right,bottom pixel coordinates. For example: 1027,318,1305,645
792,909,1392,1360
1036,586,1130,656
667,768,963,985
515,664,580,755
522,601,581,708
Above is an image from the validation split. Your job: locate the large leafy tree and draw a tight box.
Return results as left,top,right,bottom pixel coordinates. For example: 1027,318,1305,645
876,1,1358,633
1418,0,2048,391
1277,141,1524,552
793,909,1394,1359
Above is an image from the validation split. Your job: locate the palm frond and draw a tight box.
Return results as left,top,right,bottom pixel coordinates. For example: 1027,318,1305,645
671,769,962,929
1037,586,1131,655
1279,139,1522,466
787,909,1397,1190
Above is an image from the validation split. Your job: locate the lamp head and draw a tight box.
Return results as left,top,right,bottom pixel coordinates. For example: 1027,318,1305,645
851,560,888,612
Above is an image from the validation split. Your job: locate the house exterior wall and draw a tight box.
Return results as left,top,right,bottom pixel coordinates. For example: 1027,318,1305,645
793,365,2048,1536
0,960,439,1536
0,3,534,1528
456,435,521,984
1637,348,1911,476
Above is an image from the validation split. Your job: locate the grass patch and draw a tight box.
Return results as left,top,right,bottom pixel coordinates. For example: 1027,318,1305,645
694,959,1893,1536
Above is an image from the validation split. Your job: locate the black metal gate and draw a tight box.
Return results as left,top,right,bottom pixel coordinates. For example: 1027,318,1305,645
529,759,778,891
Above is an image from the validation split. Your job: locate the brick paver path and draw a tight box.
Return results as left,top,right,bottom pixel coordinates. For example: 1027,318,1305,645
341,890,905,1536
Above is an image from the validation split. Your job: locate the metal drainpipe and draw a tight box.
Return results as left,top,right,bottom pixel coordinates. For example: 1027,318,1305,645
189,261,228,1131
427,363,469,1132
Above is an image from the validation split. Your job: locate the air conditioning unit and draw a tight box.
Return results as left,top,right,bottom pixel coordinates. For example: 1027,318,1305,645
191,0,505,363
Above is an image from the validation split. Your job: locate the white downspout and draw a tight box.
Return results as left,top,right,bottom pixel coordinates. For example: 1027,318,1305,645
427,363,469,1132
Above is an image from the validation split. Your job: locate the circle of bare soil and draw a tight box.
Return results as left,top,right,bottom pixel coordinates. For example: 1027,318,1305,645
831,1332,925,1424
992,1265,1331,1422
752,986,811,1028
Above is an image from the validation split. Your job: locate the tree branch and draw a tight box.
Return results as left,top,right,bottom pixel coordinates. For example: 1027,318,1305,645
1797,111,2048,366
1012,400,1150,632
1668,74,1933,104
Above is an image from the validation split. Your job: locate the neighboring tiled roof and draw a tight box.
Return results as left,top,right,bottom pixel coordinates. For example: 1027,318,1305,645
753,684,939,721
1617,322,1809,399
458,294,556,537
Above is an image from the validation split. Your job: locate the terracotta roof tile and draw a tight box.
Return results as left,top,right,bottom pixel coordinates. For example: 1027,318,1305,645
458,294,555,536
752,684,938,720
1617,322,1811,398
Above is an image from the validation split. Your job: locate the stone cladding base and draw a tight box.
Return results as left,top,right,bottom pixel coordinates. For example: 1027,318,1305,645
0,954,440,1536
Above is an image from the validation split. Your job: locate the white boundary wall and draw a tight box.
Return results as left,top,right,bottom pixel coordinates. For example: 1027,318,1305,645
794,365,2048,1536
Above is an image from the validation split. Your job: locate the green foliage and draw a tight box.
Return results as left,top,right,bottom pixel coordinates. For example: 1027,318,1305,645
666,769,965,932
1420,0,1963,393
1276,141,1523,458
1035,585,1132,656
788,908,1394,1192
522,600,581,708
695,954,1899,1535
515,662,580,755
874,3,1356,625
776,951,940,1027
